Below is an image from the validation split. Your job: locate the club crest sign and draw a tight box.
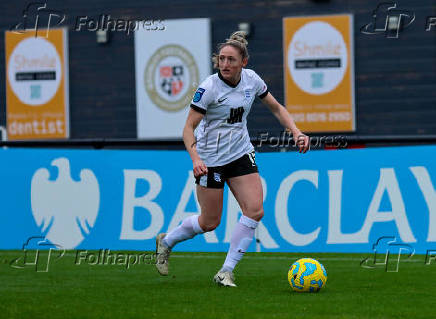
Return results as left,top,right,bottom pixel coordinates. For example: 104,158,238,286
144,44,199,112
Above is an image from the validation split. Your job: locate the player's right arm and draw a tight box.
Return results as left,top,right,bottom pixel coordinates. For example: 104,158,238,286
184,80,215,177
183,108,208,178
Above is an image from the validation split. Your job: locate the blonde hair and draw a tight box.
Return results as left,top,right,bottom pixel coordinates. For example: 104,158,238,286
212,31,249,69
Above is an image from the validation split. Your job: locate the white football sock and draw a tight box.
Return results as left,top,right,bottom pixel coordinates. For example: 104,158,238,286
221,215,258,272
163,215,204,248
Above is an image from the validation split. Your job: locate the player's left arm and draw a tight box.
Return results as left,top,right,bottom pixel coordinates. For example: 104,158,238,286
260,92,310,153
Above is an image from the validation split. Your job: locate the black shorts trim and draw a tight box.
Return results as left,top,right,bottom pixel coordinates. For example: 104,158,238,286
190,104,206,114
195,151,258,189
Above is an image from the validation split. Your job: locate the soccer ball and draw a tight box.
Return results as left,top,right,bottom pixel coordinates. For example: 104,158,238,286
288,258,327,292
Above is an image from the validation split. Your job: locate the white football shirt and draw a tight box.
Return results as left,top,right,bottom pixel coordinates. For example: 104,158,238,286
190,68,268,166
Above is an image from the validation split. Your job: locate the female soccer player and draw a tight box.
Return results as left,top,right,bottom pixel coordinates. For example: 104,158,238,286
156,31,309,287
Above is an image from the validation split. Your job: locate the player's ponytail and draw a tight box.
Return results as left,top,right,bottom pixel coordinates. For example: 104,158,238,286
212,31,249,69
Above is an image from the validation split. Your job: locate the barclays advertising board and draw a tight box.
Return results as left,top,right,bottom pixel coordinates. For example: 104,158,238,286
0,146,434,254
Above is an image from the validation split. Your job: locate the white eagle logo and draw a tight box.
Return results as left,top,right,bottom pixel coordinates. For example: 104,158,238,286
30,158,100,249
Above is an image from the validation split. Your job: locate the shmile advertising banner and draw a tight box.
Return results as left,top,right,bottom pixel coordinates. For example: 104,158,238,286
283,14,355,132
5,28,69,140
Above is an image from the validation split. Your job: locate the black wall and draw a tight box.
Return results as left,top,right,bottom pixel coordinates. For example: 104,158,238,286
0,0,435,139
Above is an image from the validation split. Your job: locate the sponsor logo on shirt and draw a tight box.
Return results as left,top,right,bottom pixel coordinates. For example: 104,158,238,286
193,88,205,103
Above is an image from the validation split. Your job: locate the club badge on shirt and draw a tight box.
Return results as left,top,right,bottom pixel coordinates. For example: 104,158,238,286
214,172,222,182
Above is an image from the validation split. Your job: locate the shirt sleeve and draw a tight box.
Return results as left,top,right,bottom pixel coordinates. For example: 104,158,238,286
190,79,214,114
254,72,269,99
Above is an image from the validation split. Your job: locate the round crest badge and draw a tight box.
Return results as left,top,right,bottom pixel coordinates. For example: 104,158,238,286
144,44,199,112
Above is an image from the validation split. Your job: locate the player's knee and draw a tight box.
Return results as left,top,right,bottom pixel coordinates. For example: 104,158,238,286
250,207,264,222
257,208,264,221
200,218,221,232
202,222,219,232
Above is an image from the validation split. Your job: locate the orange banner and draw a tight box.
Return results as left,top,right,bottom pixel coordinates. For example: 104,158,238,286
5,28,69,140
283,15,355,132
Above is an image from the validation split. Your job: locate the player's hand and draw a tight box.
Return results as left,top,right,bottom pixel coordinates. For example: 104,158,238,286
293,130,310,153
193,158,208,178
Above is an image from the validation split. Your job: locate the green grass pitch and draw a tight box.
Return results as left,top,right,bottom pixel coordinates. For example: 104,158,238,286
0,251,435,319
